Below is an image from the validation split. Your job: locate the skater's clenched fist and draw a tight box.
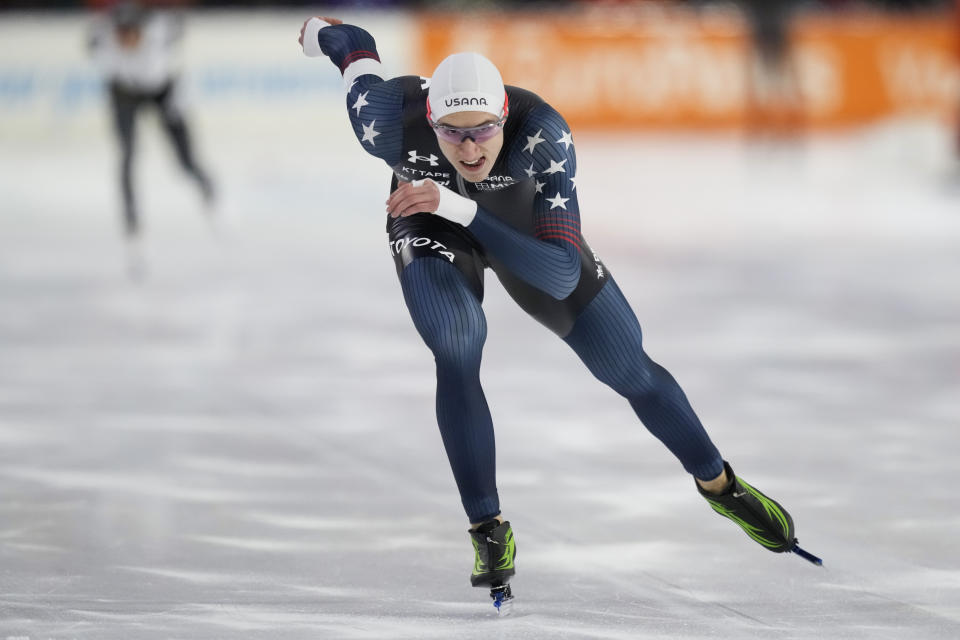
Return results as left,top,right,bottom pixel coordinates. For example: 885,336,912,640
299,16,342,55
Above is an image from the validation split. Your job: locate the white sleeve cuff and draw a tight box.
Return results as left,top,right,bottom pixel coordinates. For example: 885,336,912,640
301,18,325,57
342,58,384,92
413,179,477,227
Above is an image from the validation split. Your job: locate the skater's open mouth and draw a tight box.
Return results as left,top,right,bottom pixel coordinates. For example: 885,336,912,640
460,157,486,172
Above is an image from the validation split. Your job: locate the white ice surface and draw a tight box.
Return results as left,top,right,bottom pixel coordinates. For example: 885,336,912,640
1,92,959,639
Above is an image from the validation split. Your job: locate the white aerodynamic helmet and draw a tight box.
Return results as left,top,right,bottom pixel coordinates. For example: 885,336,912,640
427,52,506,123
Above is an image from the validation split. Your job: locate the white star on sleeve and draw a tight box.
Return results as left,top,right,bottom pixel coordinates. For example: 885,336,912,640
348,80,358,94
523,129,546,154
361,120,381,146
534,180,545,194
352,91,369,116
546,192,569,210
524,163,537,178
557,130,574,149
543,158,567,175
570,175,577,191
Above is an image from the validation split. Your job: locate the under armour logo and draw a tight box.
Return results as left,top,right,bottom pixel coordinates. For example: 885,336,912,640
408,150,439,166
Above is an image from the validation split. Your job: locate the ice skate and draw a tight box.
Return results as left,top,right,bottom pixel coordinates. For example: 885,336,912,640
699,461,821,565
469,519,516,614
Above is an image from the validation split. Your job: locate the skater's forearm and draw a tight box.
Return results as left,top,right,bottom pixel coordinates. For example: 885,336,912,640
386,179,581,300
467,207,581,300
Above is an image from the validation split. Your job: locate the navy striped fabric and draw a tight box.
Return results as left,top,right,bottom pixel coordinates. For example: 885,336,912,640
345,75,405,166
314,24,404,165
564,280,725,481
400,256,725,522
319,24,583,300
465,102,584,300
504,103,581,252
467,209,580,300
317,23,725,515
400,257,501,523
316,24,380,70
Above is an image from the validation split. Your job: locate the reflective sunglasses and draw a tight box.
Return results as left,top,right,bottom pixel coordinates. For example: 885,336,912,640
427,93,509,144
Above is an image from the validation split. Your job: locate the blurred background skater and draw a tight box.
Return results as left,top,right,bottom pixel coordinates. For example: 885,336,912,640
738,0,805,139
88,1,215,278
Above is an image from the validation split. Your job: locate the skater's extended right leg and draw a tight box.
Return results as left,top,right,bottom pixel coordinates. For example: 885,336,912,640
563,279,724,480
565,279,803,557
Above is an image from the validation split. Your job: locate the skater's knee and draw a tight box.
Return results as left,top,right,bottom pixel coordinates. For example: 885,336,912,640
429,321,485,373
595,352,661,400
408,290,485,358
402,258,487,366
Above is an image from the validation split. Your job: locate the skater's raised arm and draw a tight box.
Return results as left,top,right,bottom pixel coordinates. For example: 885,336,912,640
300,17,404,166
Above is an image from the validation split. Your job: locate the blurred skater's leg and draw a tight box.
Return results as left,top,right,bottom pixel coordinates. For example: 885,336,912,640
110,82,139,237
158,82,214,205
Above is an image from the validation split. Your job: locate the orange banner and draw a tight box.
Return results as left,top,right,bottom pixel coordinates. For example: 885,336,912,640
414,10,959,130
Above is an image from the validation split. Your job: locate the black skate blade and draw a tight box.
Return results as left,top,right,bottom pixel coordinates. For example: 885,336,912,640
791,542,823,566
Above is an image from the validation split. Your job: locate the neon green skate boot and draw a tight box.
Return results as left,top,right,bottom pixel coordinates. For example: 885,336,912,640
698,461,798,553
469,519,516,613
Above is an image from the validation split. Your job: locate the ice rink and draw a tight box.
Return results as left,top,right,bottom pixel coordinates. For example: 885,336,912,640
2,25,960,637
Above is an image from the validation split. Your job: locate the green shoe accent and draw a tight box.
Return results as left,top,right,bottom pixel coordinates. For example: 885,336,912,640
706,499,783,549
471,536,486,576
469,520,517,587
737,477,791,538
495,527,515,571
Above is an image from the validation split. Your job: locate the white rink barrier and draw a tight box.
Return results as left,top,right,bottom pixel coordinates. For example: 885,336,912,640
0,10,414,140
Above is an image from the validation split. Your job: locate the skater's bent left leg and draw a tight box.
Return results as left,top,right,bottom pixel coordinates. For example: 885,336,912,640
563,279,724,481
399,257,500,524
